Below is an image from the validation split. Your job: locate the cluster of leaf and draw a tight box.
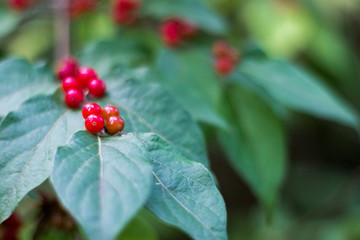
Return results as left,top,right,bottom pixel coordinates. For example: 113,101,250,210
1,0,360,239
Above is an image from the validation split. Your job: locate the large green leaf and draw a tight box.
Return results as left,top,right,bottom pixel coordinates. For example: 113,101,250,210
102,77,209,167
139,133,227,240
0,92,83,222
219,86,286,214
141,0,226,34
0,59,208,224
147,48,227,128
234,58,360,130
0,58,58,118
51,131,153,240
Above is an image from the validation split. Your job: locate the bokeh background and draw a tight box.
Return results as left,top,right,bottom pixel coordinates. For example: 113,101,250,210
1,0,360,239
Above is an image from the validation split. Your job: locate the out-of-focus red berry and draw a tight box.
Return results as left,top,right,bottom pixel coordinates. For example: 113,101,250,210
78,67,97,88
214,57,234,76
62,76,82,92
160,17,197,47
65,89,84,108
112,0,141,25
88,78,106,98
70,0,97,19
8,0,34,12
1,212,22,240
161,19,183,47
57,57,79,81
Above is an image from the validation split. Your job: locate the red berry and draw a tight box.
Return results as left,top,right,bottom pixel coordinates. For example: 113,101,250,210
88,78,106,98
180,20,197,39
112,0,141,25
62,76,82,92
1,212,22,240
70,0,97,19
160,19,183,47
65,89,84,108
101,105,120,120
8,0,34,11
57,57,79,81
160,18,197,47
85,114,105,134
214,57,234,76
212,41,231,58
82,103,102,119
78,67,97,88
212,41,239,63
105,116,125,135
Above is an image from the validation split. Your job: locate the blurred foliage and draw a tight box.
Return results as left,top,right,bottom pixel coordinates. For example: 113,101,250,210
0,0,360,239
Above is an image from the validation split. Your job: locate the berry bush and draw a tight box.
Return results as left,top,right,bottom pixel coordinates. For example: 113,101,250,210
0,0,360,239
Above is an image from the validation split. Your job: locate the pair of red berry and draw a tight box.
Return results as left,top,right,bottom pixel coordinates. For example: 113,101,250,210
160,17,197,48
83,103,125,135
112,0,141,25
57,57,107,108
212,41,240,76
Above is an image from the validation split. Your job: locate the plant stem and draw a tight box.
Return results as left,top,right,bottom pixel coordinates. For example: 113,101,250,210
53,0,70,61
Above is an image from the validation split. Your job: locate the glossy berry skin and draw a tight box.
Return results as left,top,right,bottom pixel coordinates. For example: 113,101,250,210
214,57,234,76
85,114,105,134
82,103,102,119
106,116,125,135
78,67,97,88
88,78,106,98
62,77,82,92
65,89,84,108
101,105,120,120
57,57,79,81
8,0,33,11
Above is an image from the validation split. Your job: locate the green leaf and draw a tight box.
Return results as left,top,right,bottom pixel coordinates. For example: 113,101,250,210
103,77,209,167
118,215,158,240
141,0,226,34
235,58,360,130
138,133,228,240
0,59,209,227
0,58,58,118
0,8,20,39
218,86,286,214
148,48,227,129
51,131,153,240
0,92,83,223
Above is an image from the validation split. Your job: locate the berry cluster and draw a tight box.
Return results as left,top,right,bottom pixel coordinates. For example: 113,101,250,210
212,41,239,76
112,0,141,25
160,17,197,48
7,0,34,11
1,213,22,240
82,103,125,135
70,0,98,19
57,57,107,108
